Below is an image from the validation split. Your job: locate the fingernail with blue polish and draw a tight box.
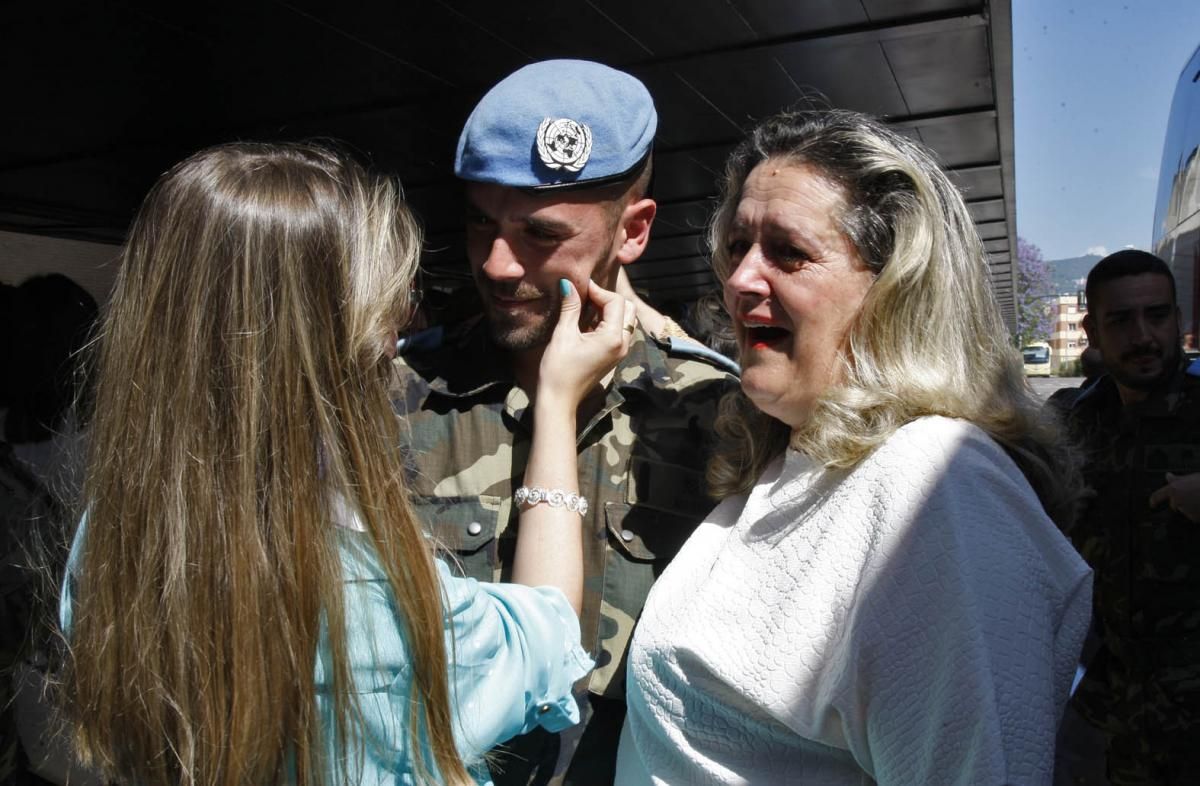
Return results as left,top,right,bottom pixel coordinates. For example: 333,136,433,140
559,279,570,296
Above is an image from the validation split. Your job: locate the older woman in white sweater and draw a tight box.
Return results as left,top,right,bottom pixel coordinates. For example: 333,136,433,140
615,109,1091,784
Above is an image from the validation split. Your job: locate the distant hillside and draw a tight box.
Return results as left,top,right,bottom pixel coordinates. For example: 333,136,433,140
1047,254,1100,296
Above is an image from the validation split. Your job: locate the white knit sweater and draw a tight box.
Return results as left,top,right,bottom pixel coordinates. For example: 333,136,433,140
616,417,1091,785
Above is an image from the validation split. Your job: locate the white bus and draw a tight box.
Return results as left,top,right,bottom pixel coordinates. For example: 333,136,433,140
1022,342,1052,377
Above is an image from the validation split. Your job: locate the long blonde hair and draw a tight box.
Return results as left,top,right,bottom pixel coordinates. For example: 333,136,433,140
63,142,472,785
708,110,1079,527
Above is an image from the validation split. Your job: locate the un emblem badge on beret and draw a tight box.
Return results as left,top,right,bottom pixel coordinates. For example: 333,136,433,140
536,117,593,173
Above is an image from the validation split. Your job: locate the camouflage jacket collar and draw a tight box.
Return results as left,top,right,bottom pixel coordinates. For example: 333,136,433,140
412,316,514,398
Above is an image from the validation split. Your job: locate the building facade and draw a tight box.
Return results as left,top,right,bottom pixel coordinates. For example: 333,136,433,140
1049,293,1088,373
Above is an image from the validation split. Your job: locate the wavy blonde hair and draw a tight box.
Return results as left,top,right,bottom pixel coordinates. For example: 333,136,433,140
708,110,1079,527
63,143,472,785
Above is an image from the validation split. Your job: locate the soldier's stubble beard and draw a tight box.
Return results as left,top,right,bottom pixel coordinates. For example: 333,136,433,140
481,280,559,351
1109,339,1181,393
476,254,613,353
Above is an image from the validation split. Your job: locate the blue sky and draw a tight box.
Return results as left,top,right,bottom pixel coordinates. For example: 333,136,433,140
1013,0,1200,261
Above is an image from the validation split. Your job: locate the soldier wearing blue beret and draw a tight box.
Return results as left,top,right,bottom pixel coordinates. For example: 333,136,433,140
393,60,739,785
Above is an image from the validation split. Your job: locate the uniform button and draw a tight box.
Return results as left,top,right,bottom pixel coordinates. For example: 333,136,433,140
620,529,635,542
538,703,551,714
467,521,483,536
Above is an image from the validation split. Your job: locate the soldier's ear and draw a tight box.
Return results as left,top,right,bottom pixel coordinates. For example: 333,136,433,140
1082,313,1098,347
615,197,656,266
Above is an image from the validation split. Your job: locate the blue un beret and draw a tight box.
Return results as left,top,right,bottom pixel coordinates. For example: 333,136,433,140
455,59,657,191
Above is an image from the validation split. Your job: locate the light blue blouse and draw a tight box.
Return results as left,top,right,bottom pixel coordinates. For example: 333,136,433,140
61,524,592,785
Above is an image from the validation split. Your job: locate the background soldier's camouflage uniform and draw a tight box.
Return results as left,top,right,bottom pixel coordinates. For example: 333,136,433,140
1066,360,1200,784
393,317,738,786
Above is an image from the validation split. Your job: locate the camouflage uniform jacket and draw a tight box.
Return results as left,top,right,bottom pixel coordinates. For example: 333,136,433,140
392,317,738,786
1066,361,1200,781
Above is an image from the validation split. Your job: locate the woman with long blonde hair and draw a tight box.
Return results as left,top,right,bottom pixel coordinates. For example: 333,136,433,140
616,109,1092,783
60,142,631,785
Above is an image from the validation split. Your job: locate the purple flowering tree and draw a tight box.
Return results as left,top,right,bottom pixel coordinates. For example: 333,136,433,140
1013,236,1055,348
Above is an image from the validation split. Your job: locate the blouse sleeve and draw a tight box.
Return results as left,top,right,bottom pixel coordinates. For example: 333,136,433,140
337,543,592,766
829,419,1092,785
434,558,594,751
58,515,87,636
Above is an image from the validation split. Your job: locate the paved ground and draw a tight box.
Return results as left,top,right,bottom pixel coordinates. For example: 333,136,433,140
1028,376,1084,401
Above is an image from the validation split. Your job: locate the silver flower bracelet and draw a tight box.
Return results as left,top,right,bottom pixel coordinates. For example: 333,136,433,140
515,486,589,517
